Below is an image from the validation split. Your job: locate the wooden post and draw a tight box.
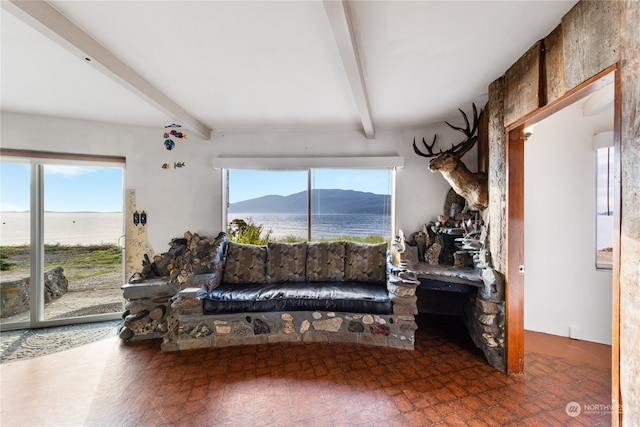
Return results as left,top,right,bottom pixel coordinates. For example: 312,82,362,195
506,125,526,374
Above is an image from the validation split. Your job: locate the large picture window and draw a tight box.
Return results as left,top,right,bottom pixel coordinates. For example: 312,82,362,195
1,152,124,329
226,168,393,243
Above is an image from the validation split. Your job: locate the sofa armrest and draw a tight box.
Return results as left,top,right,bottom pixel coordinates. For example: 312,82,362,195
386,261,420,315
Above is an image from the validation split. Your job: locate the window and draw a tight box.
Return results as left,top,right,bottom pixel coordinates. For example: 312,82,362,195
596,144,614,269
1,152,124,329
226,168,394,243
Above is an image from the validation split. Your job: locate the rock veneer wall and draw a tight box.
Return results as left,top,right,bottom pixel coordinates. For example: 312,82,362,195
119,279,177,341
162,307,417,352
464,250,506,372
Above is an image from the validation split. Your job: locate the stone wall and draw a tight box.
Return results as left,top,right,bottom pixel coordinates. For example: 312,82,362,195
162,307,417,352
0,267,68,318
119,280,177,341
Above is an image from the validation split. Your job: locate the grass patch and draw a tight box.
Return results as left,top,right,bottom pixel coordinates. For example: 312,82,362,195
1,243,122,281
274,235,387,244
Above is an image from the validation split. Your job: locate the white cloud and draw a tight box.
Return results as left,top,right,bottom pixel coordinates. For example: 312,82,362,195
44,165,98,177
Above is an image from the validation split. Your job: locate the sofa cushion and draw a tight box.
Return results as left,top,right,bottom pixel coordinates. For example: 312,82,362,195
345,242,387,283
223,242,267,284
203,281,392,315
306,241,345,282
266,242,307,283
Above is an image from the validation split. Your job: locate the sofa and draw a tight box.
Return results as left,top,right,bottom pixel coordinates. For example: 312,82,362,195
120,231,421,351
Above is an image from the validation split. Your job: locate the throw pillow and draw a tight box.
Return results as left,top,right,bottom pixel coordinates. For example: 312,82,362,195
266,242,307,283
223,242,267,284
345,241,387,283
306,241,346,282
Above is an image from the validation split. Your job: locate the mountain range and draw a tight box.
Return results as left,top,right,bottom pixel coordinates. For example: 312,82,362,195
228,189,390,215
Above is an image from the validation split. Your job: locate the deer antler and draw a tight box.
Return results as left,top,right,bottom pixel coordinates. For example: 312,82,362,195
444,103,483,158
412,135,441,158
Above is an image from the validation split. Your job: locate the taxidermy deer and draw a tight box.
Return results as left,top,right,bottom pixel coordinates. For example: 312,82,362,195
413,104,488,211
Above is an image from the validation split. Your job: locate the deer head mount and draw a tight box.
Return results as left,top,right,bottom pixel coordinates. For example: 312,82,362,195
413,104,488,211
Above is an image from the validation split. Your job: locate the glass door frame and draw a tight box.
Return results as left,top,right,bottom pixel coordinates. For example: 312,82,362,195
0,152,125,331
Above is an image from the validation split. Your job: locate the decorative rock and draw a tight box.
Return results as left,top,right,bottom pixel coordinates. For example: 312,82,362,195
232,323,253,336
125,310,149,323
476,299,502,314
253,318,271,335
282,321,296,334
190,324,212,338
373,315,386,325
152,293,174,303
300,320,310,333
362,315,374,325
370,324,390,336
482,333,499,347
312,312,322,319
131,320,158,335
348,321,364,332
149,306,166,321
327,312,336,317
312,317,343,332
216,325,231,334
425,242,442,265
281,313,293,321
125,301,149,313
478,314,497,326
118,326,134,341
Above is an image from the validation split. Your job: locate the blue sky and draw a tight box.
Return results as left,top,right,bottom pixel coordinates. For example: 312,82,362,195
1,163,389,210
1,163,123,212
228,169,392,203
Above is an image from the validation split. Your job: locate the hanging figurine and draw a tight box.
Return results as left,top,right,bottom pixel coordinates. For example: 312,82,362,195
164,139,175,150
174,161,186,168
162,163,171,169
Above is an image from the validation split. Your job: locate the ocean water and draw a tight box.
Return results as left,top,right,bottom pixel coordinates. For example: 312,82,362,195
0,212,124,246
229,213,391,240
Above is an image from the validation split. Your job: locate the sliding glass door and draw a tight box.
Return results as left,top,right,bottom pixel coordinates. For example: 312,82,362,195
0,157,124,329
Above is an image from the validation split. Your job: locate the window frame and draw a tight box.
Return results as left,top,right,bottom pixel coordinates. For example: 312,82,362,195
218,156,402,242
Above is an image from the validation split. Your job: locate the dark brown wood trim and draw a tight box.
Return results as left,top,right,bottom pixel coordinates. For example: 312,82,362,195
506,125,526,374
0,148,125,164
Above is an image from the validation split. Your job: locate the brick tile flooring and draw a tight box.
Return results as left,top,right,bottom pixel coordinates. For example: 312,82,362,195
0,314,612,426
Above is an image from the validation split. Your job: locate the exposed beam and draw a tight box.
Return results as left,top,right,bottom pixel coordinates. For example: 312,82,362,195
323,0,375,139
3,0,212,140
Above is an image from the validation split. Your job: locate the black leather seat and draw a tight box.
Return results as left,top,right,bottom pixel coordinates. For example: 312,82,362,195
203,281,392,315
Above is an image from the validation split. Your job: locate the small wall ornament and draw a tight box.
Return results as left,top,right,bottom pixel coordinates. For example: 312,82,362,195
163,124,187,151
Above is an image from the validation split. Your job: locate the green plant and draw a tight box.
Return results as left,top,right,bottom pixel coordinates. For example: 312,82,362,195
228,218,272,245
0,252,16,271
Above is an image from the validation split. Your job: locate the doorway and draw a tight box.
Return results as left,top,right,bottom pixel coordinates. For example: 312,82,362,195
505,67,620,377
523,82,614,343
0,153,125,330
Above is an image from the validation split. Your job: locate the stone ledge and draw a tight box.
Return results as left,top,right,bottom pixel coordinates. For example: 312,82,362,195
163,309,416,352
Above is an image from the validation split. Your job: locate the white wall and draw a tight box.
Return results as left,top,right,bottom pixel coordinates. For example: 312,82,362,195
524,102,613,344
1,111,471,253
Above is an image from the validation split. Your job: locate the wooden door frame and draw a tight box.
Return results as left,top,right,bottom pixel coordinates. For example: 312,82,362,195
504,64,621,400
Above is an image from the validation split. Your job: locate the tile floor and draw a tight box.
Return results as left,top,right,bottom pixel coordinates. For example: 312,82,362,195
0,314,612,426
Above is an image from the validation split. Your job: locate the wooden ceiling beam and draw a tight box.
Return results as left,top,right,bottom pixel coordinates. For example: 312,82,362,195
3,0,212,140
323,0,375,139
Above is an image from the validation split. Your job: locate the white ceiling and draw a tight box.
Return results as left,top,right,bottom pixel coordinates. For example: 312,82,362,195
1,1,578,140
